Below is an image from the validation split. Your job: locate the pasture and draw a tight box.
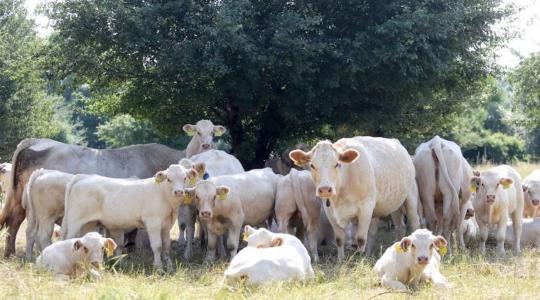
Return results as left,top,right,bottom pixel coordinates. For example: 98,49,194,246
0,164,538,299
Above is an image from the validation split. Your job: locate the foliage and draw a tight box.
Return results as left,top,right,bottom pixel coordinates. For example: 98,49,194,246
97,114,161,148
45,0,509,167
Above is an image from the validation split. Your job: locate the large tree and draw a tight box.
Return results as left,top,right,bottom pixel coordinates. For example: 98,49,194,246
46,0,508,167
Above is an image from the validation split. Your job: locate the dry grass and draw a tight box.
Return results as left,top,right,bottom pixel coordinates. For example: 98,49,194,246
0,163,538,299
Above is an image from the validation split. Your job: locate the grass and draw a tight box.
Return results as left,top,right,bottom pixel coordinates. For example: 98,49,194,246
0,163,538,299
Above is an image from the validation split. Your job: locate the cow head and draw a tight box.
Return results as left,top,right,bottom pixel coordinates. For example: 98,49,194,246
154,164,199,200
184,181,230,220
72,232,117,269
523,182,540,207
289,140,358,199
243,225,283,248
397,229,446,267
471,171,513,205
183,120,226,154
178,159,206,182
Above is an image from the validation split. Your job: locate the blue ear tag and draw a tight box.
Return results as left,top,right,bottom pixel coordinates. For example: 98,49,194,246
203,172,210,180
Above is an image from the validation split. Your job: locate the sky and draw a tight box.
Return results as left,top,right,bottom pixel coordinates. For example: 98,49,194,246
24,0,540,68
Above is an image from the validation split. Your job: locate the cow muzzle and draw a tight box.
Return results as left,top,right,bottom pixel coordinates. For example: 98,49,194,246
317,186,334,198
486,195,496,205
200,211,212,219
174,190,184,198
417,256,429,265
532,199,540,206
465,208,475,219
201,144,211,150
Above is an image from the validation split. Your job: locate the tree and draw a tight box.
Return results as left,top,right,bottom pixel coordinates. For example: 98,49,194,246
45,0,509,167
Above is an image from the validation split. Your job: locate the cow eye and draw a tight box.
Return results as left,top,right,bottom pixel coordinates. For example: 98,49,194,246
310,164,316,170
411,244,416,249
167,178,172,183
429,244,434,249
197,132,201,136
335,163,340,168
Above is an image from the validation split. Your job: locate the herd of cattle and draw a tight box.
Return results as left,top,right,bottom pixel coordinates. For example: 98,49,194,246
0,119,539,288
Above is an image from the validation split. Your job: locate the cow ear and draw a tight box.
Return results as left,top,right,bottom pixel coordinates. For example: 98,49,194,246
194,162,206,179
154,171,167,183
216,186,230,201
213,125,226,137
433,235,447,249
338,149,359,164
289,150,311,167
399,237,412,252
186,169,198,186
523,185,528,192
500,178,513,189
473,170,481,177
73,240,83,251
270,237,283,247
245,225,256,236
183,124,197,136
470,177,481,193
0,166,5,174
183,187,196,205
104,238,117,257
178,158,193,169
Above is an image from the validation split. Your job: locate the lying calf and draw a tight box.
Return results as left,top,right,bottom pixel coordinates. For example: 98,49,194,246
223,226,314,285
374,229,450,290
36,232,116,280
504,218,540,248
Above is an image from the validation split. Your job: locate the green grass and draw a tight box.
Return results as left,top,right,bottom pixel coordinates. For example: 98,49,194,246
0,163,538,299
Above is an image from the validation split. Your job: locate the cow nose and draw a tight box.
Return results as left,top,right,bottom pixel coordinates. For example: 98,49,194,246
200,211,212,219
486,194,496,204
174,190,183,197
91,261,101,269
202,144,211,150
417,256,429,264
318,186,333,196
532,199,540,206
465,208,475,219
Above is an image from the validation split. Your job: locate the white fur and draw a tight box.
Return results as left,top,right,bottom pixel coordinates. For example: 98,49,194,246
522,170,540,217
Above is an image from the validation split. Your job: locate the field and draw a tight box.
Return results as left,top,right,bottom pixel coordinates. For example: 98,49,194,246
0,163,539,299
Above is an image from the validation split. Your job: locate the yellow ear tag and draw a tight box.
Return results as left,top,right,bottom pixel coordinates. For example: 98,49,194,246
183,193,192,205
501,182,511,190
470,185,477,193
394,243,404,253
242,232,248,241
438,245,448,256
155,176,164,184
217,193,227,201
188,177,196,186
105,244,114,258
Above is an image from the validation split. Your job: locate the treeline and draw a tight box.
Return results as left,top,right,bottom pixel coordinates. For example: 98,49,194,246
0,0,538,167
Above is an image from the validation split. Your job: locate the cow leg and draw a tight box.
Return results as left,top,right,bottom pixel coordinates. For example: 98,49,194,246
405,186,421,231
37,219,55,251
366,218,379,256
511,211,522,254
495,217,506,255
323,206,346,262
24,223,36,261
355,200,376,253
177,206,187,245
204,231,218,262
4,205,25,257
217,236,227,259
161,226,173,272
478,222,489,254
306,217,320,263
277,214,291,234
390,211,405,241
109,229,125,256
227,224,241,259
381,273,407,291
183,205,196,260
419,184,437,233
145,223,164,270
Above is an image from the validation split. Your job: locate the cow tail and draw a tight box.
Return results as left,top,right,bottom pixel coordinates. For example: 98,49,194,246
61,174,84,239
0,138,41,229
22,169,45,237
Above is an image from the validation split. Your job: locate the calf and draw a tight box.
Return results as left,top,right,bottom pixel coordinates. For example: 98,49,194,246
504,218,540,248
62,164,199,271
373,229,450,290
471,165,524,254
224,226,314,285
522,170,540,217
275,169,322,262
22,169,74,260
183,120,226,158
0,162,12,199
459,199,479,248
36,232,116,280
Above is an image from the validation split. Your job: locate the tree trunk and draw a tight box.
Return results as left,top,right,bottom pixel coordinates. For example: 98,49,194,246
251,98,281,169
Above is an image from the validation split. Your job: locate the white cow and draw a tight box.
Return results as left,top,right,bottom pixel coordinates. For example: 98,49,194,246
0,162,12,200
183,120,226,158
275,169,323,262
471,165,523,254
459,199,479,247
414,136,474,250
522,170,540,218
184,168,280,261
178,151,244,259
62,164,199,271
503,218,540,248
374,229,450,290
290,137,420,261
36,232,116,280
22,169,74,260
224,226,314,285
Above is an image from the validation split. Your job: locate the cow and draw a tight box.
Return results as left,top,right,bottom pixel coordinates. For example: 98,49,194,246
504,218,540,248
62,164,199,271
0,138,184,257
413,136,474,250
522,170,540,218
0,162,11,199
223,225,314,285
264,144,310,175
183,120,226,158
177,150,244,258
36,232,116,280
183,168,280,261
289,137,421,261
275,169,323,262
374,229,450,291
459,198,479,248
22,169,74,260
470,165,524,254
